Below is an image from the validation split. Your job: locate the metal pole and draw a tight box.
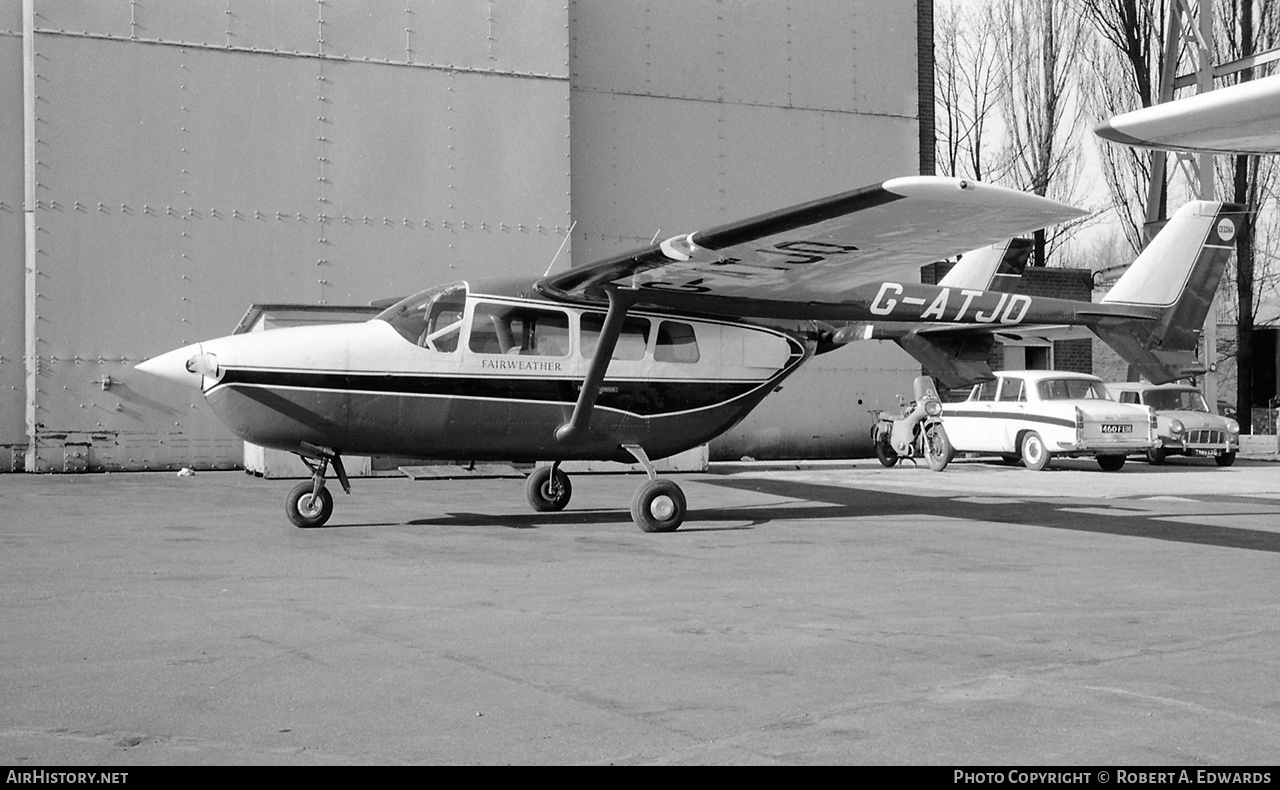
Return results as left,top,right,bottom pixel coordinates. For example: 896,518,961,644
23,0,38,472
1198,0,1218,410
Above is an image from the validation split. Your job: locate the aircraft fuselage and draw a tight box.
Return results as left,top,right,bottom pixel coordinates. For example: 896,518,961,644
145,279,810,465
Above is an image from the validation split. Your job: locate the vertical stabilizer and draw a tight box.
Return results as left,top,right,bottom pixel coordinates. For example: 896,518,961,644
1093,201,1243,383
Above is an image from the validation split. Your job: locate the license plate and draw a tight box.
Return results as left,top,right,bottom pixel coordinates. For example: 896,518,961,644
1100,424,1133,433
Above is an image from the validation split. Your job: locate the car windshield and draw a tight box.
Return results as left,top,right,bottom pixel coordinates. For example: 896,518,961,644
1144,388,1210,412
1037,378,1110,401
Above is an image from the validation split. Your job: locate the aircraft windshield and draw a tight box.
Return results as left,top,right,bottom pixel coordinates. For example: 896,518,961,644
1037,378,1110,401
377,283,468,352
1144,388,1209,412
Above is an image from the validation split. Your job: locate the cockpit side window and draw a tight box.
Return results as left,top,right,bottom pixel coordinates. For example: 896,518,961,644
469,303,570,357
378,283,466,352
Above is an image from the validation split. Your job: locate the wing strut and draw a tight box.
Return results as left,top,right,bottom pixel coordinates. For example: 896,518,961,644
555,288,640,445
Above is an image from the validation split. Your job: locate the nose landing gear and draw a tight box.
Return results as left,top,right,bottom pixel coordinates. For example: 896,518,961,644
285,447,349,528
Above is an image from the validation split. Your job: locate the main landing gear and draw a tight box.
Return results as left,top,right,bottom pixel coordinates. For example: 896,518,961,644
523,445,688,533
285,447,349,528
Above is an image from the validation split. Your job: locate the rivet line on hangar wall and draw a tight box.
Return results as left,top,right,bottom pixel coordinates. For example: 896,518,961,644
40,203,564,234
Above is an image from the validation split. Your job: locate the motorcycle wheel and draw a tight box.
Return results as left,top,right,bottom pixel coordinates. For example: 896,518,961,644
873,431,899,467
922,423,952,472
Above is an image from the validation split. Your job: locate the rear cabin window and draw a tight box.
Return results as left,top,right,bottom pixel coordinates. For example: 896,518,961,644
469,303,570,357
654,321,699,363
580,314,651,360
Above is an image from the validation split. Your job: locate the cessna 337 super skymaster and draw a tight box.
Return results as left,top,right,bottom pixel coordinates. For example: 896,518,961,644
136,176,1235,532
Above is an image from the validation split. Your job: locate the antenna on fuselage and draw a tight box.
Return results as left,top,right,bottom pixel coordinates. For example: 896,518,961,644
543,220,577,277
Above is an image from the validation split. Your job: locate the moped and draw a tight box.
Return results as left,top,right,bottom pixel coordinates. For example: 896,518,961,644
871,375,952,471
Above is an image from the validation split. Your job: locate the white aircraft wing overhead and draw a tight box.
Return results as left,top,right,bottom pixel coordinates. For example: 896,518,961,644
1094,73,1280,155
538,176,1086,319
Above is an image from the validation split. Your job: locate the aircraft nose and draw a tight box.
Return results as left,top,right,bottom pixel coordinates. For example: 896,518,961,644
135,343,207,389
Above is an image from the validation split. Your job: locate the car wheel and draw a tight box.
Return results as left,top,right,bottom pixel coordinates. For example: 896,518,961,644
1145,447,1167,465
1215,451,1237,467
1020,431,1051,471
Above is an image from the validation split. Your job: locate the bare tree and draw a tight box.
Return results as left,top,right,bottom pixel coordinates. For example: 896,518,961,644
935,0,1004,182
994,0,1098,265
1080,0,1173,253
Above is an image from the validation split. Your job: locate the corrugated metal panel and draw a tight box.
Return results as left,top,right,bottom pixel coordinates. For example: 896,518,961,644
568,0,923,458
0,27,25,467
16,1,570,471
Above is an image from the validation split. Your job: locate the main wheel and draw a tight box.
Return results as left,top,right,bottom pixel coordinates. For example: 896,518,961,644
873,431,899,467
1020,431,1051,471
1145,447,1167,465
286,481,333,528
525,466,572,512
631,479,687,533
1215,451,1237,467
1097,454,1127,472
923,423,952,472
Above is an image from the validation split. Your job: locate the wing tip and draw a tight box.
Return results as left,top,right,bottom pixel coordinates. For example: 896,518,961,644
881,176,1088,219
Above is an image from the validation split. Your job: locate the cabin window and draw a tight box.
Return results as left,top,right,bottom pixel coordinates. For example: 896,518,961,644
469,303,570,357
1119,391,1140,405
378,283,466,352
654,321,699,363
580,314,651,360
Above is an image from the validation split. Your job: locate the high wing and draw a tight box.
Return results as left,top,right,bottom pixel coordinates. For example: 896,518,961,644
1094,73,1280,155
538,176,1087,319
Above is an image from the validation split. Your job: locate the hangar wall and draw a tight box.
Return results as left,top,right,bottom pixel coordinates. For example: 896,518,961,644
567,0,929,458
3,1,571,472
2,1,928,471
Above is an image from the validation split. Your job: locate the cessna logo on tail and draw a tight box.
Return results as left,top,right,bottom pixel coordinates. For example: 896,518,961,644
869,283,1033,324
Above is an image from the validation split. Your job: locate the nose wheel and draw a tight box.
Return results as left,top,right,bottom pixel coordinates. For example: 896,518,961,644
285,448,349,528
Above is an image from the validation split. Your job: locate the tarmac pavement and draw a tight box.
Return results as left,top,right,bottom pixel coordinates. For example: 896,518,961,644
2,456,1279,765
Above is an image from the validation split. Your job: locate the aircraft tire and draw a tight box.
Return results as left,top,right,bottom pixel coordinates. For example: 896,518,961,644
1215,451,1237,467
631,479,686,533
1097,454,1127,472
286,481,333,528
1020,431,1051,471
526,466,572,512
923,424,951,472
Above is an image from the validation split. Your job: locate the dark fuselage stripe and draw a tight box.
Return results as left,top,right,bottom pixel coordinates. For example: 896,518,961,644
210,368,764,417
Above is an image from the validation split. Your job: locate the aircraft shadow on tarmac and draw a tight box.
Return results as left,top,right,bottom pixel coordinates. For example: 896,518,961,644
334,474,1280,552
700,477,1280,554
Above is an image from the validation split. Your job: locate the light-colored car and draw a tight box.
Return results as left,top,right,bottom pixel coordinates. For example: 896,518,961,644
943,370,1157,471
1105,381,1241,466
